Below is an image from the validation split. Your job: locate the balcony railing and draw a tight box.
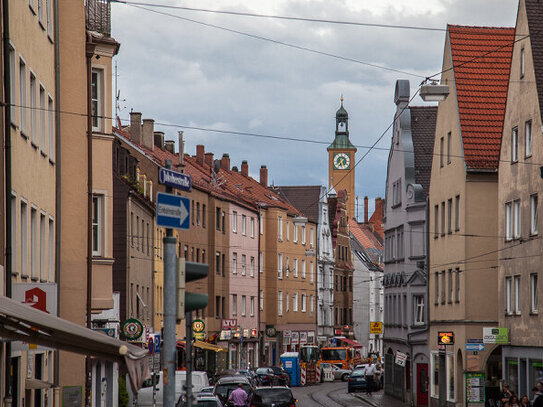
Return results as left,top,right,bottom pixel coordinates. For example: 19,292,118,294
86,0,111,36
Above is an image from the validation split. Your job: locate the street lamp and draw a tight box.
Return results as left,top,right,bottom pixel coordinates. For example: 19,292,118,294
419,80,449,102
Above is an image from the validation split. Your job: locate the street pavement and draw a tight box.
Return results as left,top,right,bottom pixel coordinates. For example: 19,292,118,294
292,380,408,407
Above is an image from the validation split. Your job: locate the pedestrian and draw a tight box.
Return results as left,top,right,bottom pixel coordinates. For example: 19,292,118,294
365,362,376,396
228,383,248,407
532,388,539,405
533,382,543,407
502,384,514,405
520,395,532,407
508,395,521,407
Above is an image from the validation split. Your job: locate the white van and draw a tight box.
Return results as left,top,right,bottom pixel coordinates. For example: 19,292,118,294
136,371,209,407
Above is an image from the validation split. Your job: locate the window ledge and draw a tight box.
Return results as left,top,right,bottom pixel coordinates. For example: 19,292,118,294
31,276,39,282
529,311,539,316
21,130,28,140
31,140,39,149
530,232,538,237
40,150,47,158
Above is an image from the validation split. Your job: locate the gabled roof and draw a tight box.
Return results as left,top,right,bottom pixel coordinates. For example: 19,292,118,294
349,219,383,267
410,106,437,195
273,185,322,224
448,25,514,170
525,0,543,122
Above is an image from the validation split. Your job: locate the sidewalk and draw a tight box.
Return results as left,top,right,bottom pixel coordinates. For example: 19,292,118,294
353,390,409,407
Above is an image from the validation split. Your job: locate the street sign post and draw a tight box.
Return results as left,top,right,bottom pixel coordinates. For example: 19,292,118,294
157,192,190,230
159,167,192,191
466,343,485,352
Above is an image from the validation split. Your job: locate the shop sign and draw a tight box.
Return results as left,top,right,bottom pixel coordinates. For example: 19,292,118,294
466,372,485,403
438,331,455,345
395,351,407,367
243,329,250,338
229,344,236,351
265,325,277,337
13,283,58,315
251,329,258,337
194,333,205,340
283,330,291,338
300,331,308,344
334,328,342,335
220,330,233,341
308,331,315,344
221,319,237,330
370,322,383,334
291,332,299,345
483,327,508,344
122,318,144,340
192,319,206,333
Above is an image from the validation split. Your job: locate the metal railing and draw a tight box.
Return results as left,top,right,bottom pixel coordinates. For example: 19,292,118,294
85,0,111,36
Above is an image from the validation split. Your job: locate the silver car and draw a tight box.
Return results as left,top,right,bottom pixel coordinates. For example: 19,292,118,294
332,364,352,381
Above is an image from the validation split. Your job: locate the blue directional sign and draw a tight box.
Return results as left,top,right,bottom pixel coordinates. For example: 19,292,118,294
159,168,191,191
466,343,485,352
156,192,190,230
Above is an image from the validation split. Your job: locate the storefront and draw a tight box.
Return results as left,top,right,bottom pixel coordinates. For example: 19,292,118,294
502,346,543,397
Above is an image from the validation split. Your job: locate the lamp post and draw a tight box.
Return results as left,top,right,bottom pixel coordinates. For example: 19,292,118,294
419,80,450,102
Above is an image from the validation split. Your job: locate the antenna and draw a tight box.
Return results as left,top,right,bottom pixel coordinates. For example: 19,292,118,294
114,60,126,120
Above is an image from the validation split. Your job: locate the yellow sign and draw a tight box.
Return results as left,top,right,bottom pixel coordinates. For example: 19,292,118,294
370,322,383,334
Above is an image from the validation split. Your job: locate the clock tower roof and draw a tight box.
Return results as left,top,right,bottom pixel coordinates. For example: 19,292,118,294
328,96,356,150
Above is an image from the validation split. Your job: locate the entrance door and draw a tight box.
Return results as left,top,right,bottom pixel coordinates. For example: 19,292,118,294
416,363,429,406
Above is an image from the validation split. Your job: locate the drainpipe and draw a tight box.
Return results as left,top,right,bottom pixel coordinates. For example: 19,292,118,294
257,205,262,366
85,32,96,407
3,0,13,403
54,0,61,390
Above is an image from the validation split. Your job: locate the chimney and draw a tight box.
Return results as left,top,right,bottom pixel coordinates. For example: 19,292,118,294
196,145,205,166
241,160,248,177
232,166,239,172
220,153,230,171
164,140,175,154
129,111,142,145
205,152,214,167
364,196,369,223
260,165,268,187
142,119,154,150
375,197,384,218
178,131,184,166
153,131,165,150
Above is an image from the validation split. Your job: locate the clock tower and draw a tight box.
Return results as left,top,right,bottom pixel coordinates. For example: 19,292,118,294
328,97,357,219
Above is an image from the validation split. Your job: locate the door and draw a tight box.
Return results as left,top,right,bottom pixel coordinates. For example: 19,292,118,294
416,363,429,406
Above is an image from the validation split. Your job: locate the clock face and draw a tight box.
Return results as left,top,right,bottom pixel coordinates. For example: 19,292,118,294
333,153,350,170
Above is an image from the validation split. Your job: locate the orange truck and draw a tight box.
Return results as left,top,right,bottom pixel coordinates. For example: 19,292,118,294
320,346,362,370
300,345,321,384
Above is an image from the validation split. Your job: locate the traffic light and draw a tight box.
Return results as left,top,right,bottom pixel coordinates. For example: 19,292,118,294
177,259,208,319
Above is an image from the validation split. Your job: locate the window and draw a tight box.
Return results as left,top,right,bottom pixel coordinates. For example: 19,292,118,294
215,251,220,275
47,0,53,38
250,296,255,316
530,273,538,313
293,292,298,312
286,221,290,241
30,72,37,144
91,69,102,131
278,291,283,316
440,136,444,167
40,86,46,152
293,224,298,242
222,297,225,318
259,251,263,273
514,275,521,315
448,269,453,303
310,295,314,315
447,132,451,164
278,216,283,240
196,202,200,225
92,195,102,256
232,211,237,232
392,179,402,206
222,254,225,276
520,47,525,79
447,354,455,402
455,195,460,231
250,217,255,238
286,293,289,312
31,207,38,279
215,296,220,318
440,270,446,305
278,253,283,279
441,202,445,236
434,205,439,238
531,194,538,235
511,127,518,163
310,261,314,283
293,259,298,278
302,225,306,245
19,58,27,135
301,294,307,312
216,208,221,230
130,213,134,247
455,268,460,303
513,199,521,239
431,353,440,397
241,254,246,276
447,199,452,234
414,295,425,325
40,213,46,281
525,120,532,157
11,194,17,275
242,215,246,235
310,229,314,248
9,46,16,123
505,202,512,240
301,260,306,279
250,257,255,277
232,253,237,274
241,295,246,316
232,294,237,316
259,212,264,235
202,204,206,228
505,276,512,314
259,290,264,311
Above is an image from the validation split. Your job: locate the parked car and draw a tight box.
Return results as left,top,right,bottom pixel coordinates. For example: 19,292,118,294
213,376,254,406
250,386,296,407
354,363,383,389
347,370,367,393
269,366,291,386
176,394,223,407
332,365,352,381
137,371,209,407
254,367,278,386
237,369,258,386
197,386,215,396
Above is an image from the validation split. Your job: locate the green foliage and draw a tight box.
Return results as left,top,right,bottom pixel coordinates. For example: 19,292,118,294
119,375,130,407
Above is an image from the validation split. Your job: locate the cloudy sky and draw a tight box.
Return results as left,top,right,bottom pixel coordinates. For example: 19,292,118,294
111,0,518,216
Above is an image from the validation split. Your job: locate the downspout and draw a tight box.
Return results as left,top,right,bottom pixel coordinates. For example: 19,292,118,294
3,0,13,402
54,0,61,388
406,195,431,406
85,32,96,407
257,205,261,366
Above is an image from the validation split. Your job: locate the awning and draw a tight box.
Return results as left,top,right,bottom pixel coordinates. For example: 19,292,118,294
337,337,364,349
0,295,150,391
25,378,55,390
176,340,227,353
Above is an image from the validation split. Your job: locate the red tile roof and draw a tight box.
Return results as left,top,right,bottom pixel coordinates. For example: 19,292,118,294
448,25,514,170
349,219,383,266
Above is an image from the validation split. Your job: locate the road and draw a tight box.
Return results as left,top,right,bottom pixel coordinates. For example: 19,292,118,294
291,381,407,407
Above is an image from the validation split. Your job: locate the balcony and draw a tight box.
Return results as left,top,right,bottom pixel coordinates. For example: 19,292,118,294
86,0,111,36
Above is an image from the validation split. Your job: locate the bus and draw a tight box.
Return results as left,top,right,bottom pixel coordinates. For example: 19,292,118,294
320,346,362,370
